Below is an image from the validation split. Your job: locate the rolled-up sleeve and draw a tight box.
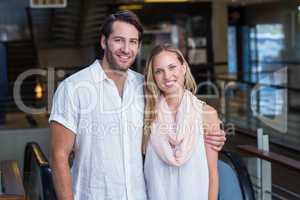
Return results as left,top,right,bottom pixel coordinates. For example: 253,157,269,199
49,81,78,135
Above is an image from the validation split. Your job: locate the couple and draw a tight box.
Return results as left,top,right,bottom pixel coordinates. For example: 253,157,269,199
49,10,224,200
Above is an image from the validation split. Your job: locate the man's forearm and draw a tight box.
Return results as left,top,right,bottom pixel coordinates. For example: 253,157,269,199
51,154,74,200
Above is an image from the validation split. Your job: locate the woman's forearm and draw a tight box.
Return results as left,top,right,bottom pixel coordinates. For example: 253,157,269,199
208,170,219,200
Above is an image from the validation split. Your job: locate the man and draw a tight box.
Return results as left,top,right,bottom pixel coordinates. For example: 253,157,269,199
49,10,226,200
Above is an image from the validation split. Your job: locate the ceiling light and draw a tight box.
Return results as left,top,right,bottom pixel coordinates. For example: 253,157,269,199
119,4,143,10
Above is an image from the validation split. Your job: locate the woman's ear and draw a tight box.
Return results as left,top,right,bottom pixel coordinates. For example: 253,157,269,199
182,62,187,74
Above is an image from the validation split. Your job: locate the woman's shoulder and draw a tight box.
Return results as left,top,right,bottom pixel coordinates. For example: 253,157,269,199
202,103,217,113
201,103,220,131
187,91,217,117
191,97,213,111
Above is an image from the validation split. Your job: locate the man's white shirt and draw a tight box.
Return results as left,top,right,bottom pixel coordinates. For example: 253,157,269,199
49,60,147,200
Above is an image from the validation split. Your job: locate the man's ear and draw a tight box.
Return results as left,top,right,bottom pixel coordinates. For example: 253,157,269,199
138,41,142,51
100,35,106,50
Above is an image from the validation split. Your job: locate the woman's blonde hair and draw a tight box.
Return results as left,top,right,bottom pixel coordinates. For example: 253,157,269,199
142,44,197,153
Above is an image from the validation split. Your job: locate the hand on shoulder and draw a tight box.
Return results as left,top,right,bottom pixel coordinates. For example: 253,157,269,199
203,104,220,134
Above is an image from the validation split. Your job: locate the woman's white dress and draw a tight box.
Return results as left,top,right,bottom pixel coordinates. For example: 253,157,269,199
144,109,209,200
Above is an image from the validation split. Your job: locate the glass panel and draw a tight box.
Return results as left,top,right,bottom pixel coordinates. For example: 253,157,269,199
228,26,238,75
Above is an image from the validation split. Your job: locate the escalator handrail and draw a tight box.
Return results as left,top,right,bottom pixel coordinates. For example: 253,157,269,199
221,150,256,200
23,142,57,200
24,141,49,175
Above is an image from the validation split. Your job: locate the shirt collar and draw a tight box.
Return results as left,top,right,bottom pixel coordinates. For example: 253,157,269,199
91,59,135,83
127,69,136,83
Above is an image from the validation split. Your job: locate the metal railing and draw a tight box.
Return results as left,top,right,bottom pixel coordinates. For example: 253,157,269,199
238,143,300,200
23,142,57,200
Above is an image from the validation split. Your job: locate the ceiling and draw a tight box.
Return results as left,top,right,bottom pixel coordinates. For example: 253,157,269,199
128,0,282,5
194,0,281,5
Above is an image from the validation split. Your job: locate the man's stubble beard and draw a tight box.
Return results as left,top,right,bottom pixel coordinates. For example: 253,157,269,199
105,45,136,73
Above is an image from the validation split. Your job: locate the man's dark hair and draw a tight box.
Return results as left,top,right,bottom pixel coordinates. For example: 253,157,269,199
100,10,143,43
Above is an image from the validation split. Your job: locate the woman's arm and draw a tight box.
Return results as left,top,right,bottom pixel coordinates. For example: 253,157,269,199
203,105,219,200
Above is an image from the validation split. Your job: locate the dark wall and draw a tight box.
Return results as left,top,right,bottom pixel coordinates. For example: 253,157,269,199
0,0,30,41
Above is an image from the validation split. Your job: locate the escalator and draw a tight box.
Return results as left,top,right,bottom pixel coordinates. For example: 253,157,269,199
22,142,255,200
23,142,56,200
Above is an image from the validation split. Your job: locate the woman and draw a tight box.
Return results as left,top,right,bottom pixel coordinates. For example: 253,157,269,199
143,44,219,200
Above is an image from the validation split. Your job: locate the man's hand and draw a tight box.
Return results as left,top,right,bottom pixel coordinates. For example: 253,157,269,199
204,129,226,151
